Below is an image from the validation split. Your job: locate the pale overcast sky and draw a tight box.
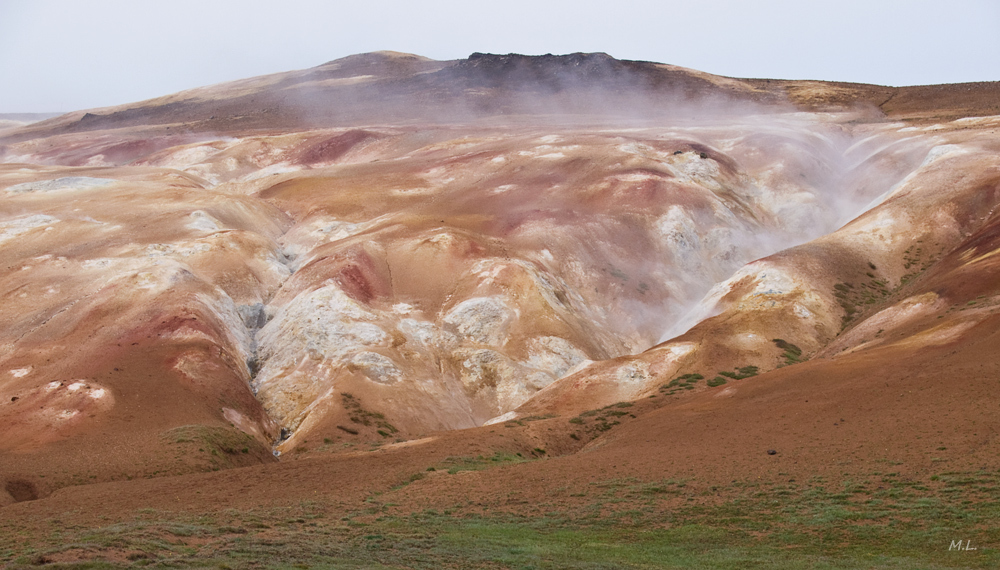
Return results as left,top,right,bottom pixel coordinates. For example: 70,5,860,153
1,0,998,113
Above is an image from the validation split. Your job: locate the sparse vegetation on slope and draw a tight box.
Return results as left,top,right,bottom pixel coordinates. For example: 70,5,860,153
773,338,804,366
569,402,638,437
438,451,529,475
161,425,269,473
718,365,759,380
342,393,399,438
659,373,704,395
834,269,893,330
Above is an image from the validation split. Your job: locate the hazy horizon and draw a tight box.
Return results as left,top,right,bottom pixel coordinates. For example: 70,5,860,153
1,0,998,113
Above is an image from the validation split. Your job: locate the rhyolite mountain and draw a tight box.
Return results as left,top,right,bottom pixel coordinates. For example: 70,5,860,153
1,52,999,507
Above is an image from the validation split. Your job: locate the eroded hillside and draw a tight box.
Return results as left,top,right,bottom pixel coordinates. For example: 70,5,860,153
1,52,999,504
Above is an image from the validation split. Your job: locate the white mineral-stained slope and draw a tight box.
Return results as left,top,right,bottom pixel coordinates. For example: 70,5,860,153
513,121,1000,417
201,115,944,448
0,168,290,480
1,100,994,463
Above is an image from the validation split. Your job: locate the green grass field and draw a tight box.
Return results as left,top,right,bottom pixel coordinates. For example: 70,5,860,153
3,469,998,569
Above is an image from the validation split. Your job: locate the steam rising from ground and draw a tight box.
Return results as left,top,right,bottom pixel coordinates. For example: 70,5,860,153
649,117,934,343
0,97,934,437
0,51,957,447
